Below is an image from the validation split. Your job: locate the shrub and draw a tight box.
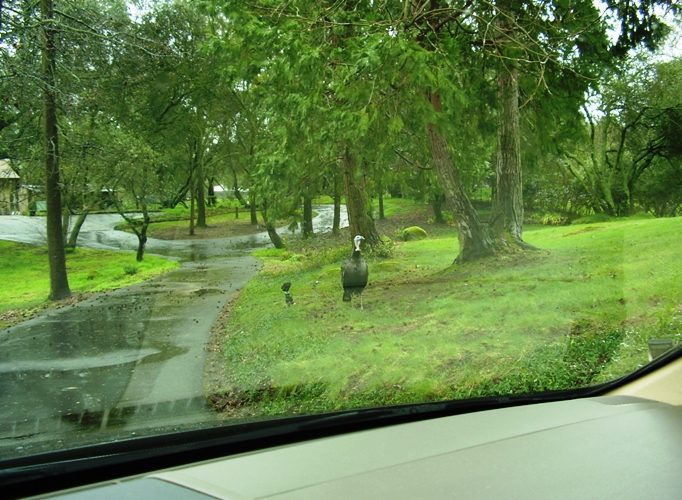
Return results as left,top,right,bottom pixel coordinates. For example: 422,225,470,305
369,236,395,258
400,226,428,241
540,213,570,226
123,265,138,276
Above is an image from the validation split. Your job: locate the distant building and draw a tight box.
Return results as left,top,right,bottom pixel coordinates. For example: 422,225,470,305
0,159,36,215
0,159,22,215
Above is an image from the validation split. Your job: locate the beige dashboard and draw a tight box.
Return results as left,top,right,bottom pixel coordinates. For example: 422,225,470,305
49,393,682,499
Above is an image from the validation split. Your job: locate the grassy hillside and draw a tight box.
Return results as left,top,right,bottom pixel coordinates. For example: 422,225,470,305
207,215,682,415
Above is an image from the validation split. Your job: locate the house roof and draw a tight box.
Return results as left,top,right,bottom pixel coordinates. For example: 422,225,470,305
0,159,20,179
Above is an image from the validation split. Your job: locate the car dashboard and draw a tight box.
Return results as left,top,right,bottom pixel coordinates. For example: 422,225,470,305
43,371,681,500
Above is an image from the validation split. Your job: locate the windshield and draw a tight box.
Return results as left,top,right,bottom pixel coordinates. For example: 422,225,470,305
0,0,681,461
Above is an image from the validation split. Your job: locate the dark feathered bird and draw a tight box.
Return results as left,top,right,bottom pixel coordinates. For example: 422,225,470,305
341,235,368,308
281,282,294,306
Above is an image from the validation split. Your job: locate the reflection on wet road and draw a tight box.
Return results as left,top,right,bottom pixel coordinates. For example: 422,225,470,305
0,206,347,458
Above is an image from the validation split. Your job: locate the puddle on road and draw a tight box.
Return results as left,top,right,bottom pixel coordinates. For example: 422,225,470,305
0,212,291,456
139,342,189,364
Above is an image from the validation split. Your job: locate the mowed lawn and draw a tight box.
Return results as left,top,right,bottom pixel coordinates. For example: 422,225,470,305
0,241,178,327
209,216,682,415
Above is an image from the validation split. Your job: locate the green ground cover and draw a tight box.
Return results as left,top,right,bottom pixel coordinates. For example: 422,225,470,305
144,211,262,240
208,215,682,416
0,241,178,327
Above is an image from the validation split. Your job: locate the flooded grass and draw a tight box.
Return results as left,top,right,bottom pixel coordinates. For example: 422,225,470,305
207,215,682,416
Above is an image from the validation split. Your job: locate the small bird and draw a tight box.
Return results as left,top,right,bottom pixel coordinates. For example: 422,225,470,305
341,235,368,308
281,282,294,306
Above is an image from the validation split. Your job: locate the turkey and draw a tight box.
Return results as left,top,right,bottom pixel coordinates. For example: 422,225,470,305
341,235,368,308
281,282,294,306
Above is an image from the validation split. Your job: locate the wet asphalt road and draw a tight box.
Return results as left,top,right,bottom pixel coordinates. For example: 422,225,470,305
0,207,347,458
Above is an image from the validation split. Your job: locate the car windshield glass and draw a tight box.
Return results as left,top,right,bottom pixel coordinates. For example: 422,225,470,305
0,0,680,461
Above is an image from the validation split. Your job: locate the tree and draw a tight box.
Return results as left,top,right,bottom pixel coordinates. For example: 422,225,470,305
342,145,381,245
41,0,71,300
425,91,498,261
101,128,162,261
409,0,676,257
489,1,527,247
209,1,386,247
561,57,681,215
207,0,676,260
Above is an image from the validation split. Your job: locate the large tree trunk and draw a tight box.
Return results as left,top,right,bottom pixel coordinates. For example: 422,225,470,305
196,159,206,228
189,181,195,236
333,195,341,235
41,0,70,300
332,170,341,235
249,193,258,225
431,192,446,224
135,210,150,262
302,195,314,238
207,177,216,207
61,210,70,246
341,145,380,246
66,209,89,248
261,202,285,249
378,186,385,220
427,92,496,263
490,66,531,248
166,175,191,208
231,167,248,207
265,223,284,248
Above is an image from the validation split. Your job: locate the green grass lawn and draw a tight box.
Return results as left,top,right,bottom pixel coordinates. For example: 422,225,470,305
144,211,263,240
115,200,265,240
0,242,178,328
208,216,682,416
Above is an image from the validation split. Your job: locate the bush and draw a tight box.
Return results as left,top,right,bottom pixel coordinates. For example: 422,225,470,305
400,226,428,241
123,265,138,276
540,213,570,226
368,236,395,258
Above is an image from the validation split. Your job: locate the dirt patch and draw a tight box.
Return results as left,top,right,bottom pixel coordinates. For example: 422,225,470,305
202,293,242,400
563,225,603,237
207,382,328,415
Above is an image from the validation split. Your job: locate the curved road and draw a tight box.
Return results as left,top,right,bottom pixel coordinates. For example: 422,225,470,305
0,206,347,457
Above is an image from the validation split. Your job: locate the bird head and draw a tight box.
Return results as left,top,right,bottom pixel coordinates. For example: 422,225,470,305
353,235,365,252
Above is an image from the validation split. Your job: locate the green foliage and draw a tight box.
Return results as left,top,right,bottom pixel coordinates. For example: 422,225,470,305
539,213,571,226
122,265,138,276
399,226,428,241
636,158,682,216
367,236,395,259
552,56,682,217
